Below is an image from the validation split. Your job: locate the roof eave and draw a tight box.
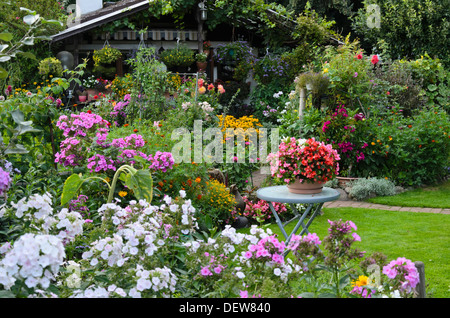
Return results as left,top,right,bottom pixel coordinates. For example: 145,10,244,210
51,0,150,42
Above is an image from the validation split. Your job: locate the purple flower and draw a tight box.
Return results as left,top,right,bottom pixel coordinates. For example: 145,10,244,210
0,167,12,196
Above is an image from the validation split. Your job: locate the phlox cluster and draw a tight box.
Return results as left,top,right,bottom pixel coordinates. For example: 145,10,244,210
382,257,420,293
147,151,175,172
56,112,109,139
132,265,177,298
5,192,84,242
0,233,65,290
286,233,322,271
198,252,227,277
244,235,286,264
110,94,131,120
55,111,175,174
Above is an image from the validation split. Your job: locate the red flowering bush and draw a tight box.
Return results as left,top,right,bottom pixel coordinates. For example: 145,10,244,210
267,137,340,185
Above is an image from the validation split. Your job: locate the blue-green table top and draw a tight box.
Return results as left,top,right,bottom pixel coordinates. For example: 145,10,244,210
256,186,340,204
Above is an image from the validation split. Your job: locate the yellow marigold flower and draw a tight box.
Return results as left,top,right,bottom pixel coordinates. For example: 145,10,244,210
351,275,369,288
118,191,127,197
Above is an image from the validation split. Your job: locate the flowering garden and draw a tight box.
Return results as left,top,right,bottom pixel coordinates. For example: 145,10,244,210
0,0,449,300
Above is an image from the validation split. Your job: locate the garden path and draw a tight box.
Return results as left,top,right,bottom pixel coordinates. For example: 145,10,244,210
250,169,450,215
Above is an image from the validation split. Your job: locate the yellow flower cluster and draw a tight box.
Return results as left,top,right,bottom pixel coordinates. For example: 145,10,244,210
110,74,133,99
167,74,182,91
203,180,236,213
216,114,262,143
12,78,61,97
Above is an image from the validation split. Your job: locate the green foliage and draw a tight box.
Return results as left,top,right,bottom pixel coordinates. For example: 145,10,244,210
126,47,170,121
352,0,450,66
371,59,425,117
399,53,450,113
38,57,63,78
0,109,40,159
0,3,65,87
321,39,374,110
61,164,153,206
291,6,337,44
359,107,450,186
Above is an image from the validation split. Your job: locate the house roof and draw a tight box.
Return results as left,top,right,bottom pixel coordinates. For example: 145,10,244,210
51,0,150,42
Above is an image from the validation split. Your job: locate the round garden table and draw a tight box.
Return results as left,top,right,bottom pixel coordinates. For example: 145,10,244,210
256,186,340,249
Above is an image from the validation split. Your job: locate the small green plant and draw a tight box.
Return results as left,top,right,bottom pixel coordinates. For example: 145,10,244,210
348,177,396,201
195,52,207,62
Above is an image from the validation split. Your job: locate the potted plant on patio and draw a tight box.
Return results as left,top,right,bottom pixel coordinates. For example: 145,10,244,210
76,87,88,102
267,137,341,194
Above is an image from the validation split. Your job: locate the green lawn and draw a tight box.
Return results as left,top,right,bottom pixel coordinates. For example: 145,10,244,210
266,207,450,298
367,180,450,208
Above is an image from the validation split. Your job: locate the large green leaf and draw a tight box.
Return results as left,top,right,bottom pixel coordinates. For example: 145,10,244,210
0,66,8,79
11,109,25,124
61,174,84,206
123,169,153,203
0,33,13,42
23,14,40,26
4,143,28,155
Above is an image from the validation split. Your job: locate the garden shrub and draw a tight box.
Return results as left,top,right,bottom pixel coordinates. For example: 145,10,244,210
321,39,375,110
357,107,450,186
352,0,450,67
371,60,425,117
348,178,396,201
38,57,64,79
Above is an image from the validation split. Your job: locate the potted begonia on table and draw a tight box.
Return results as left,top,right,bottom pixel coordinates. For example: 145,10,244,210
267,137,340,194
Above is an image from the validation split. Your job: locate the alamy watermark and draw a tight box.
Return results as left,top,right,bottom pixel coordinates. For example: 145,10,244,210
366,4,381,29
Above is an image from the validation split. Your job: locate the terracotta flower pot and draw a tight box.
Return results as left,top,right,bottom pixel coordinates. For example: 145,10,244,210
287,179,324,194
197,61,207,72
78,95,87,102
336,177,359,188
